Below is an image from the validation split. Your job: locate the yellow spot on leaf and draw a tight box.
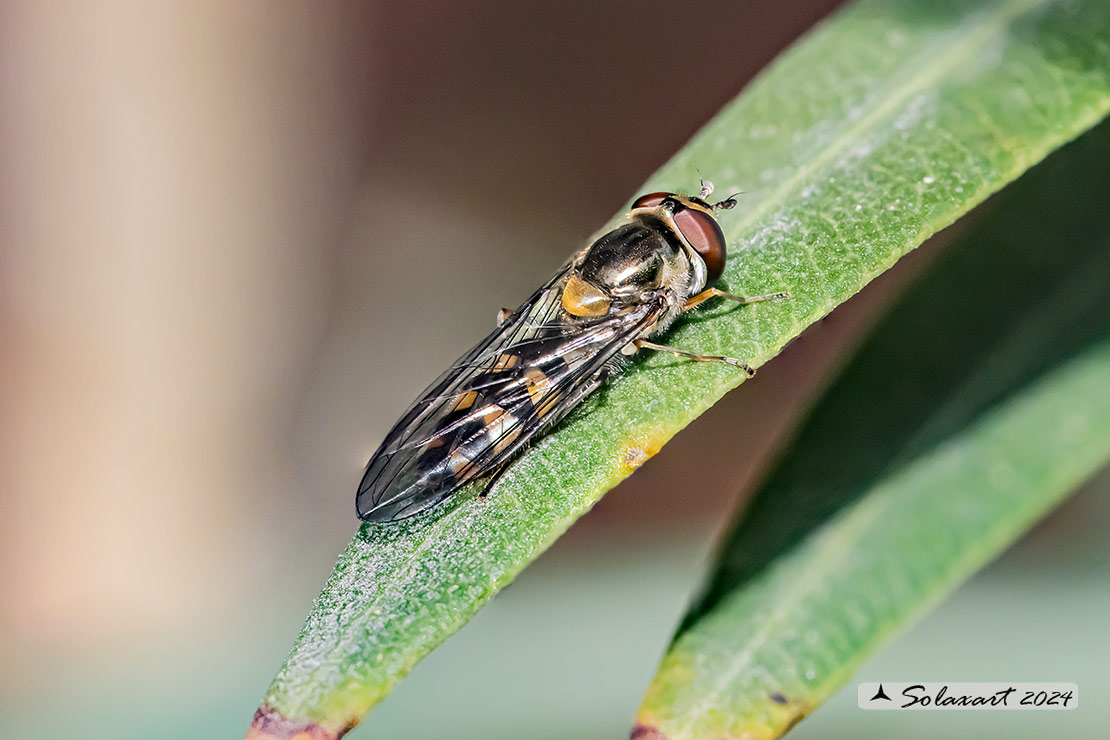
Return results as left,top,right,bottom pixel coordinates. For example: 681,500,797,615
617,430,667,477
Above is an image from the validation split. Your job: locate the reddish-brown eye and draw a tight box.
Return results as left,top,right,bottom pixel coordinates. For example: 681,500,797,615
673,208,727,284
631,192,671,209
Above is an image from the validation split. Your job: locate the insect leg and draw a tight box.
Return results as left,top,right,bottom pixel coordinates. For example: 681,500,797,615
683,288,790,312
477,460,512,500
635,339,755,377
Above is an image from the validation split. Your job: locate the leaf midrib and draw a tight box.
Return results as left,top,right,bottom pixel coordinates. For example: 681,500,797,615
723,0,1041,243
672,492,891,737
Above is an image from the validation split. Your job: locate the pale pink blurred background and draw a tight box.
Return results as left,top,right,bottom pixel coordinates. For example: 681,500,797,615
3,3,1106,739
0,0,837,692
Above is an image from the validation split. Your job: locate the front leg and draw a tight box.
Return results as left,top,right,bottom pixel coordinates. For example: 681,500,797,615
477,460,511,500
683,288,790,312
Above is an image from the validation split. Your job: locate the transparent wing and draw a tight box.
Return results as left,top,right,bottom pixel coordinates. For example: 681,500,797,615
357,266,663,522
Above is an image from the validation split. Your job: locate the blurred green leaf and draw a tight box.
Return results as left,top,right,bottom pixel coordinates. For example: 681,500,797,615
248,0,1110,736
634,122,1110,740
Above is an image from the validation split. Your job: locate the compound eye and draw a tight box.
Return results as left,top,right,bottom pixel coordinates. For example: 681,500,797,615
631,192,672,209
673,208,727,284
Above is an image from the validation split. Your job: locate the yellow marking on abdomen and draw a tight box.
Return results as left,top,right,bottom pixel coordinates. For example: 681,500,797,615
493,354,519,371
446,448,475,476
481,405,521,455
453,389,479,411
524,367,555,416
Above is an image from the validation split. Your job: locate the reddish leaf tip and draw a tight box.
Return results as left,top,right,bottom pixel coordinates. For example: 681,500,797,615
246,703,357,740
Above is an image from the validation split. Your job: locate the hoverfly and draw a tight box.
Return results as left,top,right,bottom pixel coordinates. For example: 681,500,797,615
357,182,786,522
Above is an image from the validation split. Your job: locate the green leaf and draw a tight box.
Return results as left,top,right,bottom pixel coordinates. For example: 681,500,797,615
248,0,1110,736
634,121,1110,740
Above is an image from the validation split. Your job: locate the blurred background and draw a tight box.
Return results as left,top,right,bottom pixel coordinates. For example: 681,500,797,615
1,2,1106,738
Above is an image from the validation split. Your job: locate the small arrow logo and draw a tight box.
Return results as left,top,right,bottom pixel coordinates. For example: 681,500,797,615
871,684,892,701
